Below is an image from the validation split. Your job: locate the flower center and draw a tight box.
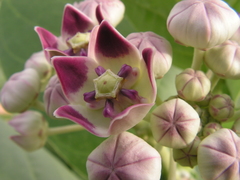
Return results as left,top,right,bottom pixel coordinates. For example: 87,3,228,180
93,69,123,99
67,32,90,54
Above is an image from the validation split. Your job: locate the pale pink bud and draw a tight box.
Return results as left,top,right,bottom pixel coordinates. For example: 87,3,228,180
73,0,125,27
176,68,211,101
24,51,52,81
167,0,240,50
230,13,240,44
44,75,69,117
204,40,240,79
9,110,48,152
86,132,161,180
203,122,222,137
198,129,240,180
173,136,201,168
151,98,200,149
1,69,41,113
127,32,172,78
208,94,234,122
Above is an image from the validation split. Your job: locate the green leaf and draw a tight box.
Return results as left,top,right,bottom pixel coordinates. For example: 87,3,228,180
0,119,80,180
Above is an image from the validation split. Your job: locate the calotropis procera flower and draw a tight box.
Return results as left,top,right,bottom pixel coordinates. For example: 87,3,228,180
173,136,201,168
24,51,52,82
86,132,161,180
167,0,240,50
230,13,240,43
175,68,211,102
8,110,48,152
44,75,69,117
151,98,200,149
1,68,40,113
204,40,240,79
208,94,234,122
73,0,125,27
52,21,156,137
198,129,240,180
35,4,96,62
126,32,172,79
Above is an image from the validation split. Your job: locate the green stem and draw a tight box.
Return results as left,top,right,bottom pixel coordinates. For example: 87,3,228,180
31,100,45,112
47,124,84,136
191,48,205,70
168,148,176,180
210,73,220,92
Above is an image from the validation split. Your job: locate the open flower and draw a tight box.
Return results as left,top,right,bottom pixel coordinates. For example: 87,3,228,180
52,21,156,137
35,4,96,62
87,132,161,180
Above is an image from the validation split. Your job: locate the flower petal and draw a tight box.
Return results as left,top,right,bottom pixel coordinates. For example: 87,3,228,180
88,21,142,73
52,56,98,104
35,26,58,61
109,103,154,135
54,105,111,137
61,4,95,41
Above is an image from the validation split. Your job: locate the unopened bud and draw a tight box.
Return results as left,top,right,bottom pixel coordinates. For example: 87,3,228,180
127,32,172,78
204,40,240,79
9,110,48,152
203,122,222,137
208,94,234,122
175,68,210,101
87,132,161,180
1,69,41,113
44,75,69,117
73,0,125,27
173,136,200,168
151,98,200,149
198,129,240,180
24,51,52,81
167,0,240,49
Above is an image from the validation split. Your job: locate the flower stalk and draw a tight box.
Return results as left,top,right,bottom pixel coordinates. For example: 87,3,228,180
47,124,84,136
191,48,204,70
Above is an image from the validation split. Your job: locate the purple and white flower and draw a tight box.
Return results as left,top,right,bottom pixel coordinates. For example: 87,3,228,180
52,21,157,137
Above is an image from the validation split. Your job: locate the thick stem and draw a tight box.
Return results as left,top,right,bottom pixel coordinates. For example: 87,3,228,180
31,100,45,112
47,124,84,136
191,48,205,70
168,148,176,180
210,73,220,92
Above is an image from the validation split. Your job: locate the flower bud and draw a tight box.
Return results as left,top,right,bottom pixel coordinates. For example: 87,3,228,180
151,98,200,149
87,132,161,180
173,136,200,168
198,129,240,180
44,75,69,117
203,122,222,137
73,0,125,27
1,69,41,113
24,51,52,82
175,68,211,101
208,94,234,122
8,110,48,152
127,32,172,78
167,0,240,50
204,40,240,79
230,13,240,44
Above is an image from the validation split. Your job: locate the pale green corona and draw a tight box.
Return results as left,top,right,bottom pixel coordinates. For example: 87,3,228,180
93,69,123,99
67,32,90,53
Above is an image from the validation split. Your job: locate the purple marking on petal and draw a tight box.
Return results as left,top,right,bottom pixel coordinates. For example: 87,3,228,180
120,89,141,103
52,56,89,97
96,5,104,24
95,21,130,58
103,99,115,118
95,66,106,76
55,105,95,133
62,4,95,39
117,64,132,78
35,26,58,49
84,91,96,103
